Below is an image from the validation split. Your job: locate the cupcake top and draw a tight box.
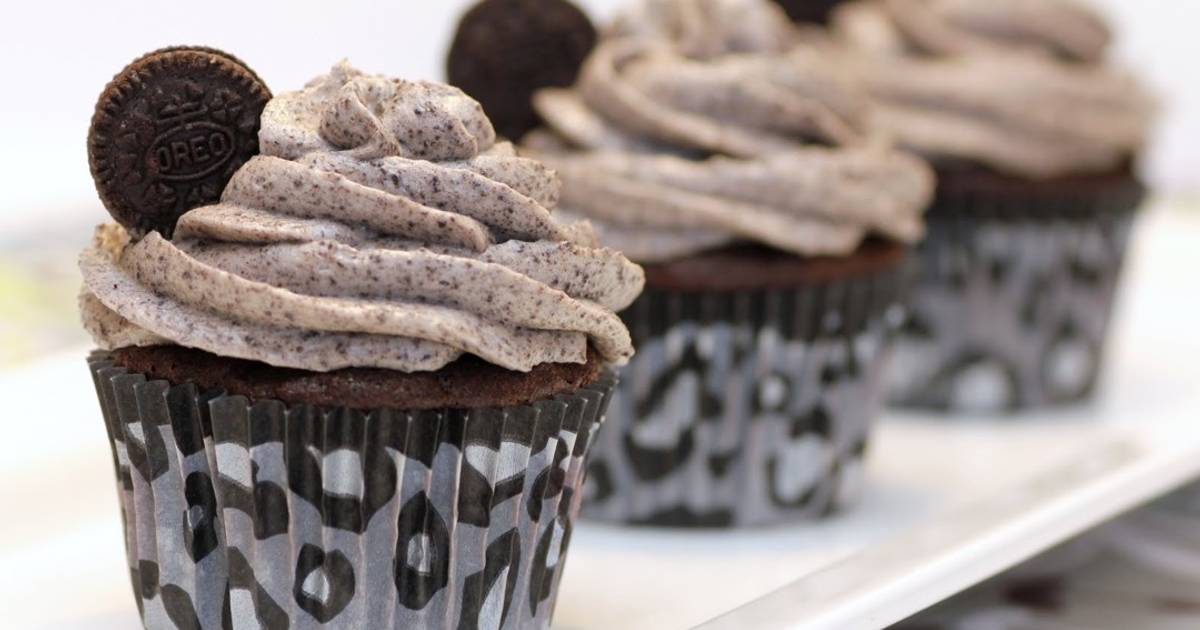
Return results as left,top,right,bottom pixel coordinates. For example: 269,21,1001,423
80,62,644,373
526,0,933,263
832,0,1156,179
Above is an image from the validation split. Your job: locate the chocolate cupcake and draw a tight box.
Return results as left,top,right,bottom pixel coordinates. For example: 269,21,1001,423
80,53,643,629
520,0,933,527
832,0,1155,412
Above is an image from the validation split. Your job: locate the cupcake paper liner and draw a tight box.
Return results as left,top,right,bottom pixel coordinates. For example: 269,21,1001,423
890,196,1140,412
583,264,905,527
88,351,614,630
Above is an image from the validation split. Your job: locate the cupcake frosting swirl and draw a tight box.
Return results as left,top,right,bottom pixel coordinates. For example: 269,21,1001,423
833,0,1155,178
80,62,644,373
527,0,933,262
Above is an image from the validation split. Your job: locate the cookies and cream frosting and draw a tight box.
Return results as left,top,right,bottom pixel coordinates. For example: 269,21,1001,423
527,0,933,262
832,0,1155,178
80,62,644,373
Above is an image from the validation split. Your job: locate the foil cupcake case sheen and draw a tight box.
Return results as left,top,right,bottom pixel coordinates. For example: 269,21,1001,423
583,267,904,527
88,352,614,630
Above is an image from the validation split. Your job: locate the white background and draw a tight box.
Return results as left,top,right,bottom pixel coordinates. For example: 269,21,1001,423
0,0,1196,233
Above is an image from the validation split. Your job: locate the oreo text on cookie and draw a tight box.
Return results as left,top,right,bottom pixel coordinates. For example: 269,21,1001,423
151,123,234,181
88,47,271,238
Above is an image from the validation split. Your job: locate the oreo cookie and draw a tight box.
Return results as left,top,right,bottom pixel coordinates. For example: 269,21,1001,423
769,0,849,24
88,46,271,238
447,0,596,142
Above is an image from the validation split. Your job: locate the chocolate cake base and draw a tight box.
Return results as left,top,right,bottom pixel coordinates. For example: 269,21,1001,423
643,239,908,292
931,162,1146,220
112,344,604,410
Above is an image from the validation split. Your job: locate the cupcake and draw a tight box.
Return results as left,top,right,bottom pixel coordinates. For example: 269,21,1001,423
81,48,642,629
458,0,933,527
832,0,1156,412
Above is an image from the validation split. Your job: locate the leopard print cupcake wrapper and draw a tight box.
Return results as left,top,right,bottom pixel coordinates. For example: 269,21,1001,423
583,267,905,528
890,185,1143,412
87,352,614,630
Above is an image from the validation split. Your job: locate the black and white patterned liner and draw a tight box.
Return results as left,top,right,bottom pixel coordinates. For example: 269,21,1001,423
88,352,614,630
890,211,1136,412
584,268,904,527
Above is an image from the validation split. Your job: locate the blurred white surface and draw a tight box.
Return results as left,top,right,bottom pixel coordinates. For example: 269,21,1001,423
0,0,1197,235
1,201,1198,629
894,483,1200,629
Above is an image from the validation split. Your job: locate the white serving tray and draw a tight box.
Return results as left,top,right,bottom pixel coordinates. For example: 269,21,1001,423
1,202,1197,630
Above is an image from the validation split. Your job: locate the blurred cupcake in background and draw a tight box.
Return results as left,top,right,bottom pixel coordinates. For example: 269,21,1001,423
450,0,933,527
832,0,1156,412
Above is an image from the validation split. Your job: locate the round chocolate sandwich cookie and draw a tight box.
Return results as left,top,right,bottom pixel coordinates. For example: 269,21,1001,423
147,45,269,88
88,46,271,238
447,0,596,141
769,0,849,24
